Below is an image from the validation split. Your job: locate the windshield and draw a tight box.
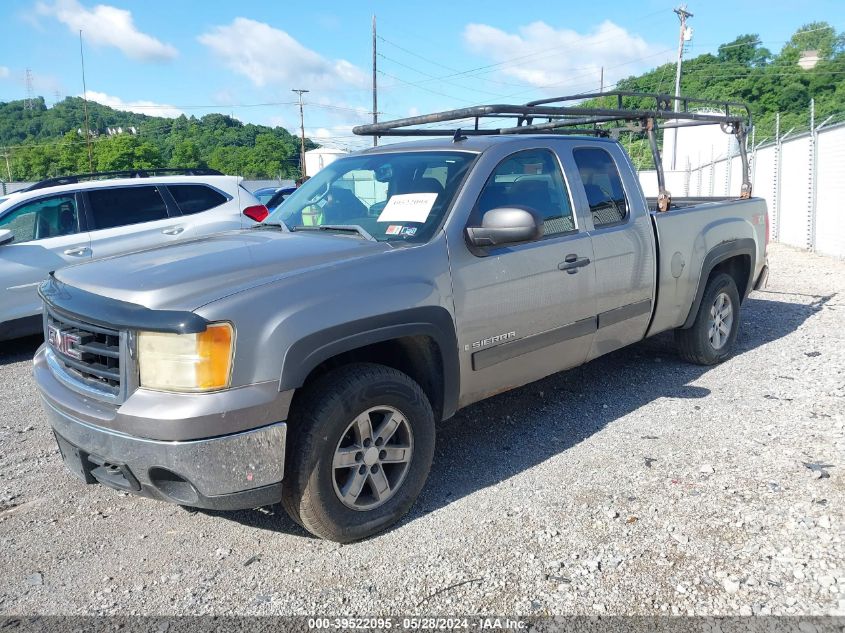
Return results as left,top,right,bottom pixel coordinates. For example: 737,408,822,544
255,191,276,205
266,151,476,243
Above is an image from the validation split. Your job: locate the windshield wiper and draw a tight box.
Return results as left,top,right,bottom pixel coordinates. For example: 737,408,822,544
292,224,377,242
251,220,289,232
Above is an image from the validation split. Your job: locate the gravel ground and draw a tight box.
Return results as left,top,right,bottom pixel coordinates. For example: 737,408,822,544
0,243,842,617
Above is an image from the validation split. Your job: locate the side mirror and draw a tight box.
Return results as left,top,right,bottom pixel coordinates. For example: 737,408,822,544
466,206,543,248
0,229,13,246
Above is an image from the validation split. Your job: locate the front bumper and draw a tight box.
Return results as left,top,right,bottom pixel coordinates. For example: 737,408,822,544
34,345,287,510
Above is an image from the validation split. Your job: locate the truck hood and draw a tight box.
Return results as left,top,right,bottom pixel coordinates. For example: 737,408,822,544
54,229,392,311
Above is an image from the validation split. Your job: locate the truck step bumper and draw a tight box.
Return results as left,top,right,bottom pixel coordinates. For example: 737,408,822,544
41,396,286,511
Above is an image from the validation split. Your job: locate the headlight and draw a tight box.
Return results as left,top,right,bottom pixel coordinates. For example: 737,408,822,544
138,323,234,392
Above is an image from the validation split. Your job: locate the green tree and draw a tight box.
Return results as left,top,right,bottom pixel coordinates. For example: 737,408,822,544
717,34,771,67
94,134,163,171
57,131,89,174
169,139,203,168
778,22,845,64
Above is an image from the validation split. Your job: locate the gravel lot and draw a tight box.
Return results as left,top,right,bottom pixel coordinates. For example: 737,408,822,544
0,243,842,617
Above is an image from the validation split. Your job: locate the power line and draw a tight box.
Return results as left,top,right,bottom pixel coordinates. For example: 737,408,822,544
376,6,673,86
378,52,510,98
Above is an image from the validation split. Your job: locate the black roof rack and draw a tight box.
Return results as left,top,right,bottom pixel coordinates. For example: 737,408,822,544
353,91,753,210
23,168,224,192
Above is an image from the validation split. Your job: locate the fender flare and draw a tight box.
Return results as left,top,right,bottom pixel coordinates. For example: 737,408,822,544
681,238,756,329
279,306,460,420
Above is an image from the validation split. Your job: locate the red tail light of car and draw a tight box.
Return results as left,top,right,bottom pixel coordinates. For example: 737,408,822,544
243,204,269,223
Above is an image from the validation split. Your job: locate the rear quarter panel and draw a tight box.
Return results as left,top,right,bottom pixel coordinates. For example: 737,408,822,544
647,197,767,336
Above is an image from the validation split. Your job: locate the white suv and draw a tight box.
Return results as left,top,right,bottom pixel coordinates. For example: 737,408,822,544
0,171,269,340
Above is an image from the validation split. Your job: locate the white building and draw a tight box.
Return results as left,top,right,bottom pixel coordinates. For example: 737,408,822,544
662,114,740,173
304,148,348,176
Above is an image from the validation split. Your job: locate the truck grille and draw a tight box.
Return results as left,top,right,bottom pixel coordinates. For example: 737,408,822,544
46,310,122,397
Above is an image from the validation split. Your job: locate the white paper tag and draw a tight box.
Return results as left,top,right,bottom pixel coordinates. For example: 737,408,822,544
377,193,438,223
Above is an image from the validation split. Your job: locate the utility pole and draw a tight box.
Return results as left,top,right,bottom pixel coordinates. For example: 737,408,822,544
292,89,309,178
669,5,693,170
599,66,604,92
372,15,378,147
79,30,94,172
672,6,692,112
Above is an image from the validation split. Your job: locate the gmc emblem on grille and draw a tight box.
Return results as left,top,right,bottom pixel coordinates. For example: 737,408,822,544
47,325,82,360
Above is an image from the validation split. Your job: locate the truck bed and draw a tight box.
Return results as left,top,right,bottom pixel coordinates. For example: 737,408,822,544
646,196,768,337
646,196,739,212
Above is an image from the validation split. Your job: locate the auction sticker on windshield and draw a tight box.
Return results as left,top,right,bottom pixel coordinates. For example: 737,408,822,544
377,193,438,223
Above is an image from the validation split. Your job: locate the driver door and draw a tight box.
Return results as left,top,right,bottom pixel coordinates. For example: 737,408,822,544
449,147,597,407
0,192,91,325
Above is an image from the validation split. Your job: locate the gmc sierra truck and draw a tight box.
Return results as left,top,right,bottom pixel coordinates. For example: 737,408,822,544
33,93,769,542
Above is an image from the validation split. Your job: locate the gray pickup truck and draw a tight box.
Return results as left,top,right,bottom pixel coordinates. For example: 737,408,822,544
34,93,769,542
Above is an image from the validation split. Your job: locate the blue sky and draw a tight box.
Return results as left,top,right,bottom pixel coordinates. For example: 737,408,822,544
1,0,842,149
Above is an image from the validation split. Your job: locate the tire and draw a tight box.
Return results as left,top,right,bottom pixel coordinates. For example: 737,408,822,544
675,272,741,365
281,363,435,542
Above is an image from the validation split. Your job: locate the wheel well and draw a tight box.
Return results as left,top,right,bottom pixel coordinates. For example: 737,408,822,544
294,336,445,420
711,254,751,300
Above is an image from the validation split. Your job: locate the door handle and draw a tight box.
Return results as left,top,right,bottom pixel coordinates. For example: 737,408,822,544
558,254,591,274
63,247,89,257
162,226,185,236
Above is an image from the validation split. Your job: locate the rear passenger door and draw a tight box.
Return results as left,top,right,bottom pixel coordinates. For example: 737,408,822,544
164,183,239,235
449,147,597,406
83,185,186,260
570,145,656,360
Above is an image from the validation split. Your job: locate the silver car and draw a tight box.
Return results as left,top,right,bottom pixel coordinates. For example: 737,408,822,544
0,174,266,340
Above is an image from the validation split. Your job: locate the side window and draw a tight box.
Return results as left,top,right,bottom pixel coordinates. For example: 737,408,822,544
168,184,228,215
87,186,169,230
0,194,81,243
475,149,575,236
573,148,629,228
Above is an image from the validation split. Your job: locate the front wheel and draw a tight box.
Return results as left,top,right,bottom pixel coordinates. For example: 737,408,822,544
675,272,741,365
281,363,435,542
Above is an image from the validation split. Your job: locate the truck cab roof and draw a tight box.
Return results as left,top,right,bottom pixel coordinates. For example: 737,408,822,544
357,134,621,155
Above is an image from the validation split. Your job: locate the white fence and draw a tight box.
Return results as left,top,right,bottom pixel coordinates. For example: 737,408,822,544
639,121,845,258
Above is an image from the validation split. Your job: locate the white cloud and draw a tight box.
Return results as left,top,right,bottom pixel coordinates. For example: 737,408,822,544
36,0,177,62
463,20,666,94
198,18,366,89
85,90,183,118
0,66,9,79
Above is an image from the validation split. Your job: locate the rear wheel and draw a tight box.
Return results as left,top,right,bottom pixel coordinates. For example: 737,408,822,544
281,363,435,542
675,272,741,365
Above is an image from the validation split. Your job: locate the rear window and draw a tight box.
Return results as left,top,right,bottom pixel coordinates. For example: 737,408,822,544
168,184,228,215
573,148,629,227
87,186,169,230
